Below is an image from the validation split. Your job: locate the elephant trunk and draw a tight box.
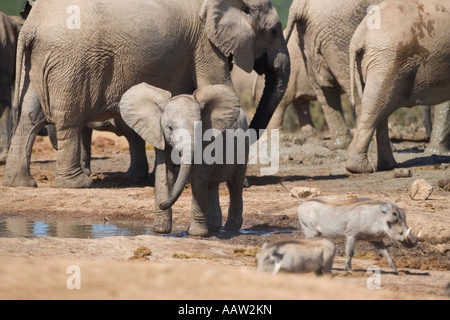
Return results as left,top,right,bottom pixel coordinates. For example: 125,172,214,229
159,161,192,211
249,50,290,140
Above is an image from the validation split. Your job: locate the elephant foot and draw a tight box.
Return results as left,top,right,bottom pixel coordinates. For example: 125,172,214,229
224,216,243,233
3,171,37,188
54,171,93,189
188,221,209,237
345,154,374,174
153,216,172,234
376,159,397,172
329,134,353,151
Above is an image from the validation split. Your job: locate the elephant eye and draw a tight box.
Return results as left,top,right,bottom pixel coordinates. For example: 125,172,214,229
243,5,251,15
168,125,174,133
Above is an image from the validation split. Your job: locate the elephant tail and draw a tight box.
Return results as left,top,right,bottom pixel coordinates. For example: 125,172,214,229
284,0,307,43
349,24,366,114
12,33,27,133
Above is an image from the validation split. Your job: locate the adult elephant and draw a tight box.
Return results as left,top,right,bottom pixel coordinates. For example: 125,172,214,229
4,0,290,189
284,0,384,150
0,1,33,164
346,0,450,173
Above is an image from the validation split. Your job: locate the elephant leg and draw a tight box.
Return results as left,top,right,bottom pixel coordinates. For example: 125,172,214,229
317,87,352,150
267,97,288,131
3,88,43,187
80,127,93,176
376,119,397,171
426,101,450,154
346,113,376,174
153,149,173,234
189,164,209,237
422,105,432,140
54,126,93,189
225,164,246,232
293,99,317,137
207,183,222,232
0,104,11,165
0,81,13,164
115,118,149,182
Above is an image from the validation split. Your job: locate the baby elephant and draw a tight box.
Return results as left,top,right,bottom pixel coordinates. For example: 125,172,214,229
256,239,336,276
120,83,248,236
297,197,418,274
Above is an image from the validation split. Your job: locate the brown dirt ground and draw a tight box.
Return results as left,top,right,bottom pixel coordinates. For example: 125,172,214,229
0,128,449,300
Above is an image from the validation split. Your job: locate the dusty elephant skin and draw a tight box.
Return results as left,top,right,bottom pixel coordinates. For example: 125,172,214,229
0,8,28,164
120,83,249,237
346,0,450,174
284,0,387,151
297,198,418,274
3,0,289,189
256,239,336,275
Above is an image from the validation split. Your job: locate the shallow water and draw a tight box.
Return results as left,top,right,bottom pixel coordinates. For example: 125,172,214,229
0,218,296,239
0,218,153,239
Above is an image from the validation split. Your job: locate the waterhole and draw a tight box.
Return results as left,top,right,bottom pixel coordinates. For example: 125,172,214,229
0,218,295,239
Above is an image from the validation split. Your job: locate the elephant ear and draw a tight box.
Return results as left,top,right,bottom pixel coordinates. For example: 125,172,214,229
119,83,172,150
199,0,255,73
194,85,241,132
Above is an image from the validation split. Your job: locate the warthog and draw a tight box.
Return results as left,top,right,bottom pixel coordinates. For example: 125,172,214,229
256,239,336,276
279,181,418,274
298,197,418,274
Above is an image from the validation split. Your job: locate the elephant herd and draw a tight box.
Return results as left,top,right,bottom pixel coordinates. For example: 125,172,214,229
0,0,449,237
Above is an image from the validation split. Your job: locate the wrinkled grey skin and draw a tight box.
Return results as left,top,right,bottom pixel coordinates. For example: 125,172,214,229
0,1,33,165
120,83,248,236
256,239,336,276
426,101,450,155
298,198,418,274
347,0,450,173
4,0,289,189
0,15,25,164
285,0,385,150
47,119,149,182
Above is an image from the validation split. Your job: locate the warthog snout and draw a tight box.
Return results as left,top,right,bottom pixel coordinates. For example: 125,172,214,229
402,228,418,248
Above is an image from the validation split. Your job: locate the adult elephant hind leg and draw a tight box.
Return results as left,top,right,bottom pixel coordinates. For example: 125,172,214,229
317,87,353,151
3,89,44,187
0,106,11,164
54,126,92,189
376,119,397,171
346,93,384,174
426,101,450,155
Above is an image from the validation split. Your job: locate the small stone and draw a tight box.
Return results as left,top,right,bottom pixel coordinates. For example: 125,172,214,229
291,187,321,200
438,178,450,191
129,246,152,260
409,179,433,201
393,168,412,178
